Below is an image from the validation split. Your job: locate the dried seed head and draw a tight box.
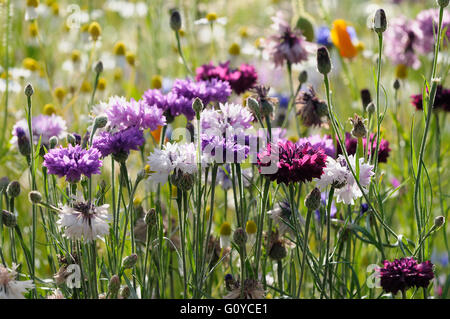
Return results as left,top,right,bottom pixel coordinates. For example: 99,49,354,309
269,241,287,261
233,227,248,247
349,114,368,138
144,208,157,226
108,275,121,295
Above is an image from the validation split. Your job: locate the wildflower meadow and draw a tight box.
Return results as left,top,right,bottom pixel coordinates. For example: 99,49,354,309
0,0,449,301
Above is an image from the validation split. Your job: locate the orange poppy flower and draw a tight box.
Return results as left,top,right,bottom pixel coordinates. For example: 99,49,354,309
151,125,163,143
331,19,357,59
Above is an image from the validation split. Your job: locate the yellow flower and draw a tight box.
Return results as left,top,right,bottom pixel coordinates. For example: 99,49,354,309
178,29,186,37
51,2,59,15
23,57,39,72
125,52,136,66
151,75,162,89
113,68,123,81
239,27,249,38
241,92,251,106
43,103,56,115
254,37,264,49
245,220,257,235
395,64,408,79
81,81,92,93
97,77,106,91
355,42,365,52
220,222,232,236
29,21,38,37
330,19,357,59
80,23,89,33
144,164,151,174
133,197,142,206
71,50,81,63
228,43,240,56
113,42,126,56
206,12,218,22
54,87,66,101
88,21,101,41
27,0,39,8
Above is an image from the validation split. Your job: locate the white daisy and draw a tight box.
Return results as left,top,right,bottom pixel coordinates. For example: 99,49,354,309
57,194,110,242
0,264,34,299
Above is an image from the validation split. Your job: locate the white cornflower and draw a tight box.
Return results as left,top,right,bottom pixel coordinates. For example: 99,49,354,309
147,142,197,188
0,264,34,299
316,155,374,205
57,194,110,242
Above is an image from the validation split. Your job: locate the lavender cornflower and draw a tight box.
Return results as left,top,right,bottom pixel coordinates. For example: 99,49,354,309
172,78,231,107
11,114,67,147
92,127,145,161
43,144,102,183
384,17,421,69
264,11,309,67
413,8,450,55
105,97,166,131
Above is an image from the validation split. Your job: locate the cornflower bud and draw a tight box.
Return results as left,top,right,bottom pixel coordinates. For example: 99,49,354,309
304,187,321,211
317,47,332,75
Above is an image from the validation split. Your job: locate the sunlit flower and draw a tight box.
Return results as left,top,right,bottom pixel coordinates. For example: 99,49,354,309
11,114,67,147
58,194,110,242
0,264,34,299
330,20,358,58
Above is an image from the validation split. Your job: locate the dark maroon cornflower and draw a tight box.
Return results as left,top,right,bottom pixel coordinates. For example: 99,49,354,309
378,257,434,295
43,144,102,183
92,127,145,161
411,85,450,112
195,61,258,95
337,132,391,163
257,140,327,185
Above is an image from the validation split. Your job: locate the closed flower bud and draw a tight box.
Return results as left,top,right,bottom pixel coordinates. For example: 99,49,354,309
233,227,247,247
28,190,42,204
360,89,372,111
18,134,31,157
67,133,76,146
349,114,367,138
393,79,400,91
317,47,332,75
120,286,130,299
192,97,203,118
437,0,449,8
304,187,321,211
112,150,129,163
261,100,274,117
6,181,21,198
24,83,34,97
373,9,387,34
95,61,103,74
269,241,287,261
108,275,120,295
1,210,17,228
298,70,308,84
366,102,375,114
144,208,157,226
170,9,182,31
247,97,261,118
94,115,108,129
122,254,138,269
434,216,445,228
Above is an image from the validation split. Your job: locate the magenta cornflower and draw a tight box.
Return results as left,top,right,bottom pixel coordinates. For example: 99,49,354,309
92,127,145,159
411,85,450,112
337,133,391,163
195,61,258,95
378,257,434,295
43,144,102,183
257,140,327,185
297,134,335,157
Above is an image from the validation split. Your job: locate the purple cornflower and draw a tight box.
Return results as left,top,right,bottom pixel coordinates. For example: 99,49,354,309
11,114,67,147
43,144,102,183
411,85,450,112
92,127,145,159
413,8,450,55
378,257,434,295
314,191,337,221
201,134,250,164
297,134,335,157
384,17,421,69
264,11,309,67
196,61,258,95
105,97,166,131
172,78,231,106
257,140,327,185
